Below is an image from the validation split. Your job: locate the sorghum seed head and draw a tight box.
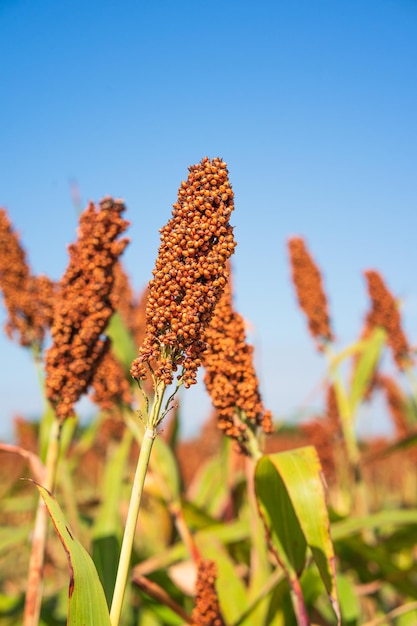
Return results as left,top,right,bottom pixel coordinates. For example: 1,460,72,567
0,208,56,348
203,267,273,452
288,236,334,350
111,262,149,350
130,157,236,388
191,559,225,626
375,374,409,438
364,270,413,371
89,342,133,411
45,197,129,421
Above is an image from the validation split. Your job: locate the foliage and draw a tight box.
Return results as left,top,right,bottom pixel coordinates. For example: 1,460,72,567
1,167,417,626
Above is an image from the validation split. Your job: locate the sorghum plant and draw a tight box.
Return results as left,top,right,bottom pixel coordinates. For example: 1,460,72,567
288,235,366,511
0,163,340,626
111,157,237,625
25,197,129,626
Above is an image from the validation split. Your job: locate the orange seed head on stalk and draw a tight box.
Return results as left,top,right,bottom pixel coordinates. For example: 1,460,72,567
364,270,413,370
130,156,236,389
203,268,273,452
375,374,409,438
0,208,56,349
302,384,343,483
111,261,149,351
89,342,133,411
191,559,225,626
45,197,129,421
288,236,334,350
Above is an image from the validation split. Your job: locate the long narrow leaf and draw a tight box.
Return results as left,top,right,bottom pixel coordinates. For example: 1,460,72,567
255,447,340,624
255,455,308,624
331,508,417,541
349,327,386,413
34,483,111,626
106,311,138,373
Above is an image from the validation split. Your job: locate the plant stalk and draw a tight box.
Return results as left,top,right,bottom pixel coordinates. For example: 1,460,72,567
23,418,62,626
109,425,156,626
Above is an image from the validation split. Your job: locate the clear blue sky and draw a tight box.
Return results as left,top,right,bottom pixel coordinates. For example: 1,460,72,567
1,0,417,441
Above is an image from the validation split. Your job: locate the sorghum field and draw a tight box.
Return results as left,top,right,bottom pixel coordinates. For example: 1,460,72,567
1,157,417,626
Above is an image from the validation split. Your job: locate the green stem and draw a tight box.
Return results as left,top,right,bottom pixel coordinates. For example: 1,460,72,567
110,426,156,626
23,418,62,626
235,409,263,461
110,378,170,625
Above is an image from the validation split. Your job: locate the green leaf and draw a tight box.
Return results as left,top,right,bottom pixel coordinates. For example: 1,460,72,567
255,455,308,624
337,535,417,599
39,404,56,462
396,602,417,626
331,508,417,541
264,577,295,626
246,473,273,625
124,409,181,505
349,327,386,413
336,574,360,624
107,312,138,373
91,428,132,607
151,433,181,504
0,525,31,554
187,452,234,518
255,447,340,624
255,456,306,576
34,483,111,626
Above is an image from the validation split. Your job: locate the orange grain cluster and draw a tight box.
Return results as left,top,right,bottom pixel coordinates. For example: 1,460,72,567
364,270,413,370
45,197,129,421
111,262,148,349
89,344,133,411
204,271,273,450
130,157,236,389
376,374,409,438
288,237,334,350
302,384,343,483
191,560,225,626
0,208,55,348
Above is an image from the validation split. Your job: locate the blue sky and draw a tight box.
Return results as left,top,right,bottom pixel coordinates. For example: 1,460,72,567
1,0,417,440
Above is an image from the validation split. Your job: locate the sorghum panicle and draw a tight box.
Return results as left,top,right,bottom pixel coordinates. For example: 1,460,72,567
45,197,129,421
89,342,133,411
130,157,236,389
203,268,273,450
111,262,148,349
376,374,409,438
302,384,343,483
191,560,225,626
364,270,413,370
0,208,56,348
288,237,334,350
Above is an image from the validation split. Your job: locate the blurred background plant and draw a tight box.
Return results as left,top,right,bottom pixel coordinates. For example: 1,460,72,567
1,163,417,625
